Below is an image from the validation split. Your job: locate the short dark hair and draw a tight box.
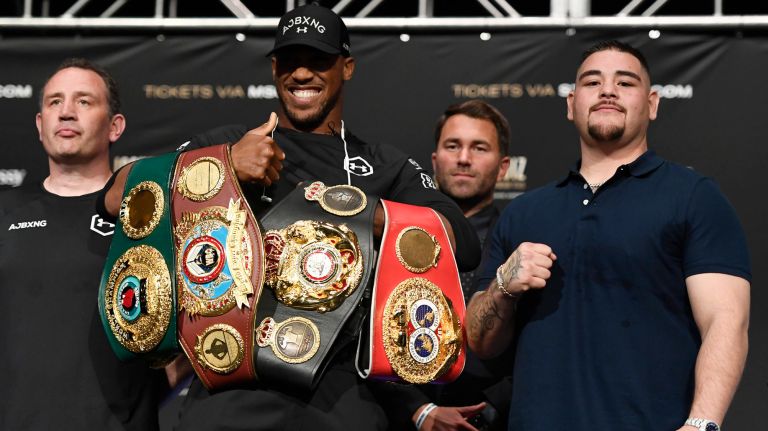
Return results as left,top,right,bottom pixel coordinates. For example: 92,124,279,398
434,100,510,156
39,58,121,117
580,40,651,80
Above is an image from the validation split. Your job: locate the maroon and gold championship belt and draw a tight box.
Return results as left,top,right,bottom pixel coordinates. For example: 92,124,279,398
253,181,377,390
357,200,465,384
172,144,265,391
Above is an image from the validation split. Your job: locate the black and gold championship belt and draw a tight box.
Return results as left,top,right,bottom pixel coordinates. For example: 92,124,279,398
253,181,377,390
357,200,466,384
99,152,180,364
172,144,265,391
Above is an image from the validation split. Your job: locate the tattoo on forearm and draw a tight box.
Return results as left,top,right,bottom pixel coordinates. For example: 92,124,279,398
506,250,522,281
469,290,503,342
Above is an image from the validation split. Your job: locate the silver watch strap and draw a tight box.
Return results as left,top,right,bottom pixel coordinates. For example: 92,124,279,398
685,417,720,431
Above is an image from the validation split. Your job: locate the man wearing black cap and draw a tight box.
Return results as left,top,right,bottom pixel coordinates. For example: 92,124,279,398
101,2,483,430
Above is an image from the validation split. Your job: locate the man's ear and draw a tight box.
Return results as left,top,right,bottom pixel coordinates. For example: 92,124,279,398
497,156,511,182
109,114,126,143
648,89,660,121
271,56,277,82
35,113,43,142
343,57,355,81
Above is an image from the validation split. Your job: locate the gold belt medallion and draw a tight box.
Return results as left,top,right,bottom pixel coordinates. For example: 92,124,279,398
264,220,363,312
382,277,462,384
194,323,245,374
304,181,367,216
104,245,173,353
177,156,226,202
256,317,320,364
175,199,254,317
119,181,164,240
396,226,441,273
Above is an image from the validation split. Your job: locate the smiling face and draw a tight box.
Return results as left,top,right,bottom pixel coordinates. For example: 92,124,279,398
432,114,509,212
36,67,124,164
272,45,355,133
567,49,659,149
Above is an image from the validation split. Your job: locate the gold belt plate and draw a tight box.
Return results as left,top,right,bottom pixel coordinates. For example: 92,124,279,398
395,226,440,273
256,316,320,364
119,181,165,240
177,156,226,202
104,245,173,353
194,323,245,374
264,220,363,312
382,277,462,384
175,200,254,317
304,181,367,216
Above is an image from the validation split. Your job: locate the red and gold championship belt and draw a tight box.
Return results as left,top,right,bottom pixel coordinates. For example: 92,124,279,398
172,144,265,391
358,200,466,384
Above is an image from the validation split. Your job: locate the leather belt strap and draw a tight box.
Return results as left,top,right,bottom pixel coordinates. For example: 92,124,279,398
357,199,466,384
172,144,265,391
255,181,378,390
98,152,180,363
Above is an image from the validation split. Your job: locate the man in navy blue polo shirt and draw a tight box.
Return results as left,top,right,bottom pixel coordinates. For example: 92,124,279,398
466,40,751,431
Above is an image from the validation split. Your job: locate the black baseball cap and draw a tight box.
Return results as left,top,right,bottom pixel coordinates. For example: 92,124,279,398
267,3,351,57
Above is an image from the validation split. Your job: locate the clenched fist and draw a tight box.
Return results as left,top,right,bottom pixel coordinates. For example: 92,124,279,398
497,242,557,297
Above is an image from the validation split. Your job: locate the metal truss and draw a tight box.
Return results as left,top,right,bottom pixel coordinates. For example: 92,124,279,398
1,0,767,29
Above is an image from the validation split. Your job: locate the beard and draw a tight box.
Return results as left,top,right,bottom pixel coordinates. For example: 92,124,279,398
435,170,496,208
587,121,624,142
279,88,341,132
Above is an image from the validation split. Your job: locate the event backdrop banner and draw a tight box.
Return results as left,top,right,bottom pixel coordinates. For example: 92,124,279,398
0,29,765,427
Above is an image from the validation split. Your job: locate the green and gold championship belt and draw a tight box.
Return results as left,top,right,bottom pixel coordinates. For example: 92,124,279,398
254,181,377,390
173,144,265,391
98,152,180,364
357,200,466,384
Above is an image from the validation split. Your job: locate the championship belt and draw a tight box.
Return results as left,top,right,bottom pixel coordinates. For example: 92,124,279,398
172,144,265,391
98,152,180,364
254,181,377,390
357,200,466,384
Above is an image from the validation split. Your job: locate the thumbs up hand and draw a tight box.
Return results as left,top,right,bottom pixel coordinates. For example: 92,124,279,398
230,112,286,186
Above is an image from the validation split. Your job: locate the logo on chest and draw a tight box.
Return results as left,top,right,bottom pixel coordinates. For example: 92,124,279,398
344,156,373,177
91,214,115,236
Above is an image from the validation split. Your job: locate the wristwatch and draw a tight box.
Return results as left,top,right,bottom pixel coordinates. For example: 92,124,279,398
685,417,720,431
